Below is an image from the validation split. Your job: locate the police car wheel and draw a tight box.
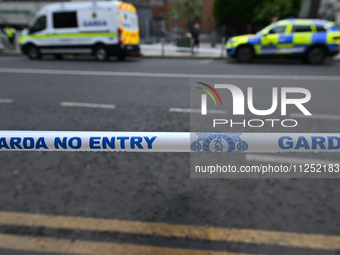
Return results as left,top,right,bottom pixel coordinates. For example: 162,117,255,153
237,46,253,63
27,45,40,60
306,47,325,64
95,46,109,61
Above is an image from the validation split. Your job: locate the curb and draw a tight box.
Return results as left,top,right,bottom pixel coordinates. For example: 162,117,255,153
0,52,22,57
1,52,340,62
0,52,228,60
0,52,226,60
140,54,226,60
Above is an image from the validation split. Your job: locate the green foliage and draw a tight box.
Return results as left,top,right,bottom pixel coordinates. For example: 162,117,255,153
169,0,203,28
213,0,302,24
213,0,259,24
254,0,302,22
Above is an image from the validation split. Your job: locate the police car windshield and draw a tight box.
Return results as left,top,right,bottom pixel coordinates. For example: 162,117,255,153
256,24,273,35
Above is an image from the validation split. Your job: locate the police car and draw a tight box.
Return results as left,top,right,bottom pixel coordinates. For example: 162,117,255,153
226,19,340,64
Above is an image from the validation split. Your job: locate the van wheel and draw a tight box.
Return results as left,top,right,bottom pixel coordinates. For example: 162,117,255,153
54,54,63,60
94,45,109,61
237,46,253,63
117,55,126,61
306,46,325,64
27,45,41,60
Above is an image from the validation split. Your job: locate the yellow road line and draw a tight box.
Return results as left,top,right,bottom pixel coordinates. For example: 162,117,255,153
0,211,339,251
0,233,253,255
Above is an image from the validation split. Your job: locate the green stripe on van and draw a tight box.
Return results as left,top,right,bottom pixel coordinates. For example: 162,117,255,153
19,32,118,44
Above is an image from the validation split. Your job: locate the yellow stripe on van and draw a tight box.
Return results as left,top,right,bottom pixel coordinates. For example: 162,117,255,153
117,1,136,14
19,32,118,45
121,30,139,45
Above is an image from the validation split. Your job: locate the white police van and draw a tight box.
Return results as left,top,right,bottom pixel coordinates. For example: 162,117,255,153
19,1,140,60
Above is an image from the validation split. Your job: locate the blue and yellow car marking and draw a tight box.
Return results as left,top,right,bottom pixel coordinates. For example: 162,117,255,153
226,19,340,58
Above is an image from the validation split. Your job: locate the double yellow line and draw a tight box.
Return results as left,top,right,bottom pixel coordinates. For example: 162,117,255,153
0,211,339,254
0,234,252,255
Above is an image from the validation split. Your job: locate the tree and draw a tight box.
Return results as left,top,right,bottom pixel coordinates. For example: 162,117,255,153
213,0,302,24
213,0,259,24
169,0,203,29
254,0,302,23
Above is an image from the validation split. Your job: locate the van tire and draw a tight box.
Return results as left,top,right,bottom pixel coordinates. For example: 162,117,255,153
305,46,325,64
236,46,253,63
27,45,41,60
94,45,109,61
117,55,126,61
54,54,63,60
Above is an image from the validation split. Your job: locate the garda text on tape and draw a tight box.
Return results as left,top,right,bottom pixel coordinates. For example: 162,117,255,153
189,133,340,178
1,131,340,153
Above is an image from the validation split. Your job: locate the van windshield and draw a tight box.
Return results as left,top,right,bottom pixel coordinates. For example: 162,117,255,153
121,10,138,31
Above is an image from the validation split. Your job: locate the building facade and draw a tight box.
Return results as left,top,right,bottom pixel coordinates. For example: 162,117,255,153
152,0,216,35
318,0,340,26
0,0,216,37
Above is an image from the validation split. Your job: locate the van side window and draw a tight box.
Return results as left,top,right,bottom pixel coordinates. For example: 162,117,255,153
53,12,78,28
30,15,46,33
291,25,312,33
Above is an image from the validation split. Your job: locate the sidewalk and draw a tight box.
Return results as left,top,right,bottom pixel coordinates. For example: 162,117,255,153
0,49,21,56
140,42,225,59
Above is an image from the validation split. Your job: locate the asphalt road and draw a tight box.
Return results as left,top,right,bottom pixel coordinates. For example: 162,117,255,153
0,56,340,255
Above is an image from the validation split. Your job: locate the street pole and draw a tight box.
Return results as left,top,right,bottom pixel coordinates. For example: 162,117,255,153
191,38,194,56
221,36,225,58
221,25,226,58
161,37,165,57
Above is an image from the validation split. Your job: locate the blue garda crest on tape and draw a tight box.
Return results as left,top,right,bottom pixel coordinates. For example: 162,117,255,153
191,133,248,152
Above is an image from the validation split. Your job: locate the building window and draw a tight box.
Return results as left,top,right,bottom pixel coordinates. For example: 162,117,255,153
171,8,179,20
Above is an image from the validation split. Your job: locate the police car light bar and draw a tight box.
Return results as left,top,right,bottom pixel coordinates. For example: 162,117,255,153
1,131,340,153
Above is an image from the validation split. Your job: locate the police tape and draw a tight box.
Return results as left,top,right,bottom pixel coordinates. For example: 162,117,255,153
0,131,340,153
0,131,188,152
